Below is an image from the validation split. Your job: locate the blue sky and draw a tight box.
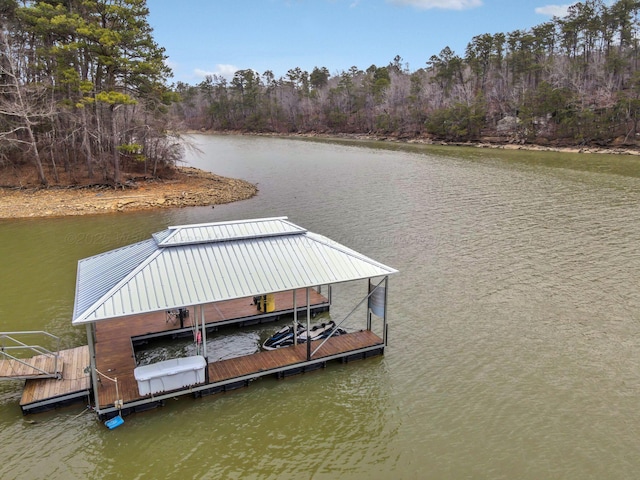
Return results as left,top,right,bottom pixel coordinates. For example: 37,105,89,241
146,0,581,85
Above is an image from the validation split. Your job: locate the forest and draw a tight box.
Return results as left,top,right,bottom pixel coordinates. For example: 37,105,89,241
173,0,640,149
3,0,640,186
0,0,176,186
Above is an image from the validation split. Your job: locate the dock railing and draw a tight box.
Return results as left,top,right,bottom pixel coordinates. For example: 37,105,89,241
0,331,62,379
310,279,385,358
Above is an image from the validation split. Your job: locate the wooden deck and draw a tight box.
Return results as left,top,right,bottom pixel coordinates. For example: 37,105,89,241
208,330,383,382
20,346,91,413
0,353,61,380
19,288,383,416
93,289,332,410
95,330,384,410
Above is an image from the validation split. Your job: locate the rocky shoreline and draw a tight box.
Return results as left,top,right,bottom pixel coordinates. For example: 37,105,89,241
0,166,257,219
249,131,640,156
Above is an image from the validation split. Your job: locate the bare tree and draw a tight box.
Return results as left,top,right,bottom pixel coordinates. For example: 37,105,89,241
0,27,53,185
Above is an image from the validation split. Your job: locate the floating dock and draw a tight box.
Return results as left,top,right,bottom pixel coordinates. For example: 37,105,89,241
17,290,329,414
13,217,397,420
20,346,91,414
16,289,380,417
95,310,385,419
92,288,339,417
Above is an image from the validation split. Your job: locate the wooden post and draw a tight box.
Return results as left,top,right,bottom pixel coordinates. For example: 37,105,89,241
201,305,207,360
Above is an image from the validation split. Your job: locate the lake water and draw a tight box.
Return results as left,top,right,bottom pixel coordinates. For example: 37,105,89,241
2,135,640,479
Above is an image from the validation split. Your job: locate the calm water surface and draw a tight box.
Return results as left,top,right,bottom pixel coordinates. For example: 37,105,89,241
1,135,640,479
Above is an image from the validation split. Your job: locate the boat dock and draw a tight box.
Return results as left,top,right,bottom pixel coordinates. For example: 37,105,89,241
17,289,330,415
15,288,381,417
92,288,339,416
10,217,397,421
95,309,384,419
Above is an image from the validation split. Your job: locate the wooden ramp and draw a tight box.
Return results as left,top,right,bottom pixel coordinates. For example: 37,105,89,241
20,346,91,414
0,353,62,380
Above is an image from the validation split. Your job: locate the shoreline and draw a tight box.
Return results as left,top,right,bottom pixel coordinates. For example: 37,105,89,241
195,130,640,156
0,166,257,220
4,132,640,220
267,132,640,156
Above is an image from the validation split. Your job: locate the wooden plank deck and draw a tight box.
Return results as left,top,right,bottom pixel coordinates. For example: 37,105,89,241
93,289,331,409
96,330,383,409
208,330,383,382
0,353,60,379
97,288,329,344
20,346,91,411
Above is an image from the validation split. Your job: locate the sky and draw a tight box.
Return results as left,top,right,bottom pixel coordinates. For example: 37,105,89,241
145,0,584,85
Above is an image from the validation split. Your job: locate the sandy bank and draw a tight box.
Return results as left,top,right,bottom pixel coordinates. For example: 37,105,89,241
0,166,257,219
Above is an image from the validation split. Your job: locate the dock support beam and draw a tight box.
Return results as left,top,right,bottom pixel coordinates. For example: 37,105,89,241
293,290,298,345
86,323,100,411
306,287,311,361
383,276,389,345
201,305,207,360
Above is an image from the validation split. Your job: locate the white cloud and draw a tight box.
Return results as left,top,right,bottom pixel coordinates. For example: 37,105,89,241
194,64,238,81
535,4,572,17
387,0,482,10
165,59,179,71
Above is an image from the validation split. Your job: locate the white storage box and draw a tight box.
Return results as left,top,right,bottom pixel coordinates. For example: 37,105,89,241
134,355,207,396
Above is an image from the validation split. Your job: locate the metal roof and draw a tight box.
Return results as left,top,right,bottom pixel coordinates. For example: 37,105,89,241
154,217,307,246
72,217,397,325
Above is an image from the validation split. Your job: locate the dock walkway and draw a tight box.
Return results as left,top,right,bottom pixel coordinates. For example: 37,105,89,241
0,354,60,380
20,346,91,414
95,330,383,414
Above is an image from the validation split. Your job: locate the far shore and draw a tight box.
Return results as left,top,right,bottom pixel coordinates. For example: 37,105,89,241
191,130,640,156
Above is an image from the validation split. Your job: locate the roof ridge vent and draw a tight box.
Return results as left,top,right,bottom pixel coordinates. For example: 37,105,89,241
154,217,307,247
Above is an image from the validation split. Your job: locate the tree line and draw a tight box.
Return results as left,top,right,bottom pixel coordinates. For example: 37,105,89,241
4,0,640,187
172,0,640,149
0,0,177,186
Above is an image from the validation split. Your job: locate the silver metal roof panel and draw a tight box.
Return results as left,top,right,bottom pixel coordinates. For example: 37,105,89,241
72,239,158,321
156,216,306,247
72,217,397,324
